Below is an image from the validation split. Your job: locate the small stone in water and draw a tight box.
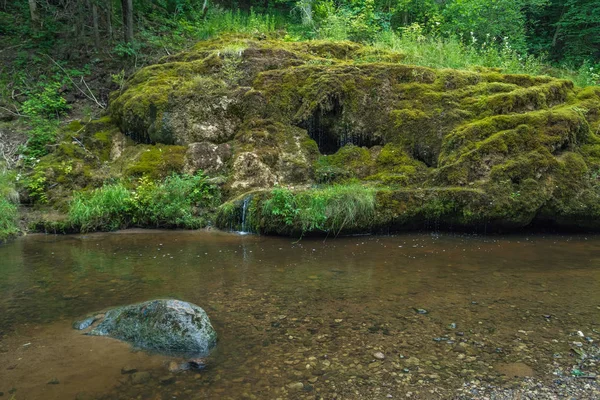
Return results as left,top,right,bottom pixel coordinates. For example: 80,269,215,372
287,382,304,390
131,371,151,385
414,308,428,315
447,323,457,329
121,366,137,374
47,377,60,385
159,375,176,385
373,352,385,360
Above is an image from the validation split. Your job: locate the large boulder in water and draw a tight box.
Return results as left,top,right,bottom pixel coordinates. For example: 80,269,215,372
79,299,217,356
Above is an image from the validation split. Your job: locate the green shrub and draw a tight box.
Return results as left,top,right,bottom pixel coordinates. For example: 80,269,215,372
21,82,69,118
133,173,220,228
23,117,60,161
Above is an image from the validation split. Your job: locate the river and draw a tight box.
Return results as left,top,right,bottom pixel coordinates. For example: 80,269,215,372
0,230,599,399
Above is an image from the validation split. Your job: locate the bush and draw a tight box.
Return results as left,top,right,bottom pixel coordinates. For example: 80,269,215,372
133,173,220,228
22,118,60,161
21,82,69,118
68,173,220,232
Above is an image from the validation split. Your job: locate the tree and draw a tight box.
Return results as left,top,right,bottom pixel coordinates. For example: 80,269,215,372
122,0,134,43
28,0,40,27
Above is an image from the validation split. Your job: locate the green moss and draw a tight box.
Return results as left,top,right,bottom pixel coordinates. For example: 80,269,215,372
314,144,374,183
124,145,187,179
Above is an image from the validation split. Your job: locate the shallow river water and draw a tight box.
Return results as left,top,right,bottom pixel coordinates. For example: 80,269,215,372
0,230,599,399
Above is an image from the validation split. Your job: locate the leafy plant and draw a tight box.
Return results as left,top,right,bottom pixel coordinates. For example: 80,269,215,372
22,118,59,161
21,81,69,118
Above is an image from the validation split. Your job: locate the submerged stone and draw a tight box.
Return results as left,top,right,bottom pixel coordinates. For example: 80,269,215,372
72,316,97,330
82,299,217,356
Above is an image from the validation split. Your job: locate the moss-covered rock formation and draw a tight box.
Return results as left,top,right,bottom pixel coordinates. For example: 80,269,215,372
24,35,600,234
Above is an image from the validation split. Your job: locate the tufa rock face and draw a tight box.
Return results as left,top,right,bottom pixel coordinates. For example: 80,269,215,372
81,299,217,357
30,36,600,232
184,141,232,174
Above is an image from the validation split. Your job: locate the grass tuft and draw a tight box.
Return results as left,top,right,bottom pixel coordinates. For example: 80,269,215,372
0,164,19,241
68,173,220,233
261,183,376,235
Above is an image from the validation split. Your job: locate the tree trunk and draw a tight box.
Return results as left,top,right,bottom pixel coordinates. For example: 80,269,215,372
201,0,209,19
92,2,100,48
28,0,40,27
106,0,113,40
552,7,566,48
121,0,134,43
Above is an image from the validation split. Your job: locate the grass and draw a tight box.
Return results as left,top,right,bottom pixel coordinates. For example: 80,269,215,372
0,164,19,241
69,182,133,232
140,7,281,52
371,29,598,87
262,183,377,235
68,173,220,233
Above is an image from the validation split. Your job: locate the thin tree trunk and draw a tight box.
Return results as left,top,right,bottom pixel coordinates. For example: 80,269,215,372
28,0,40,27
79,1,87,42
106,0,113,40
121,0,134,43
201,0,209,19
552,7,567,48
92,2,100,48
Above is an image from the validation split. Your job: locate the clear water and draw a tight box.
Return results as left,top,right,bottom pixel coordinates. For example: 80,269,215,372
0,230,599,399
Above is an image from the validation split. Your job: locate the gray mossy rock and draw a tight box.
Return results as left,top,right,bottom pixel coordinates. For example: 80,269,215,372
81,299,217,356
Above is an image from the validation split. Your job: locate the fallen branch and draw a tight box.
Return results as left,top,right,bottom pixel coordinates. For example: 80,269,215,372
0,105,28,118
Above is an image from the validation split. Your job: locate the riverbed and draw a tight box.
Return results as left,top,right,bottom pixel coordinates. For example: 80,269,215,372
0,230,599,399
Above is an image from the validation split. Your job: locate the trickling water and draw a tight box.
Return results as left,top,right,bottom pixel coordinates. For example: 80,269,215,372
239,196,251,235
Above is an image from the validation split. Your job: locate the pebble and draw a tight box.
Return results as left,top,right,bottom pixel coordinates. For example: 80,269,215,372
121,366,138,374
373,352,385,360
159,375,176,385
287,382,304,390
168,361,180,372
131,371,151,385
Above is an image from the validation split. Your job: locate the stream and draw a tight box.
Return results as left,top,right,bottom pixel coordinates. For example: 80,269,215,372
0,230,599,399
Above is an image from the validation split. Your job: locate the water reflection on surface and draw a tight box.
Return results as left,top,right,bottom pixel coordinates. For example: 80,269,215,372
0,230,599,399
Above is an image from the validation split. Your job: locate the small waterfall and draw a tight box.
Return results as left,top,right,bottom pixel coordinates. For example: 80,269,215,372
239,196,251,235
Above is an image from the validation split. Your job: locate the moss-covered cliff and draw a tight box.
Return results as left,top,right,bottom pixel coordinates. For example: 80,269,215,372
24,36,600,235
